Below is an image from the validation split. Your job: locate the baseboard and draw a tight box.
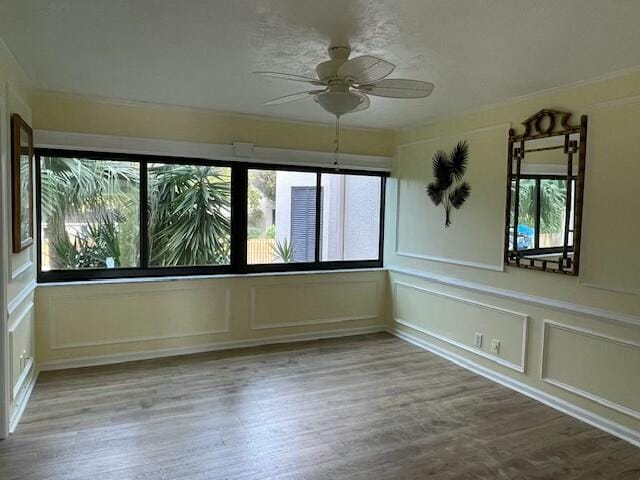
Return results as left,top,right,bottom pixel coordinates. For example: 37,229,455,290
388,327,640,448
9,369,39,434
39,325,387,371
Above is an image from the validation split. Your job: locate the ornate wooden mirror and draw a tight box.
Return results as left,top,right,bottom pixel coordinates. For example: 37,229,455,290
504,109,587,275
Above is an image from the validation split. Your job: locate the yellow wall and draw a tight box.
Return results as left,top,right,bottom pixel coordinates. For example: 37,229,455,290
30,92,393,371
0,39,36,433
387,69,640,438
31,92,394,157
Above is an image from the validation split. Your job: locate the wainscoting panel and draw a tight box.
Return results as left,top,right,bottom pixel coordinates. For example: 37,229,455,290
8,302,34,401
250,279,380,330
394,124,508,271
49,287,231,349
393,281,528,372
542,320,640,420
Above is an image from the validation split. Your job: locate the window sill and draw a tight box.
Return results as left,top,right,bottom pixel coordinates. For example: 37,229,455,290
36,267,387,287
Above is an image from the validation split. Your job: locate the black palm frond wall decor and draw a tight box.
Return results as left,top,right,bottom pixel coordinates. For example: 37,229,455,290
426,140,471,227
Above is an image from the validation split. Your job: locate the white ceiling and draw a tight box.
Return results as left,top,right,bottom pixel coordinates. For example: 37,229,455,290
2,0,640,129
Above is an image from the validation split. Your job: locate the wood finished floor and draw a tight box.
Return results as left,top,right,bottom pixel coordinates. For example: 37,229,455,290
1,333,639,480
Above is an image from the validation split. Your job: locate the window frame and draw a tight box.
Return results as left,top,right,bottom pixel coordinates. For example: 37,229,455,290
36,148,387,283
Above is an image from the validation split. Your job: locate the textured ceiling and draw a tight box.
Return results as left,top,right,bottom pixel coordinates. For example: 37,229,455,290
2,0,640,128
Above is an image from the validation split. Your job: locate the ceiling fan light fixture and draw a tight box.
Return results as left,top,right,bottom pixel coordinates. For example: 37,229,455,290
314,91,364,116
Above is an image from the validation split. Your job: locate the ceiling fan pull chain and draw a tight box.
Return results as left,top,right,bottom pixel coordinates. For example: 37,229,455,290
334,115,340,171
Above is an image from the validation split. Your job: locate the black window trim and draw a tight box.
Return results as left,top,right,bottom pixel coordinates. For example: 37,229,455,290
35,148,387,283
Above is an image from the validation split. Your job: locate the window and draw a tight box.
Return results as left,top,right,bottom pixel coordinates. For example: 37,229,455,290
37,149,386,282
148,163,231,267
40,155,140,271
509,175,574,253
247,169,317,265
320,173,382,261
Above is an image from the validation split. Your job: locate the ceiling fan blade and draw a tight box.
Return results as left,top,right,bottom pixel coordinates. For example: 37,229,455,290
357,79,434,98
254,71,324,86
338,55,396,84
264,89,325,105
352,91,370,113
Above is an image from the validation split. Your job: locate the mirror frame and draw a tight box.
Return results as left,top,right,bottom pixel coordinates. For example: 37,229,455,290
503,109,587,275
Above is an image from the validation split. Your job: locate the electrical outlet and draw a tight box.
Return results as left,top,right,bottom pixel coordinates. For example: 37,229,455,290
491,339,500,355
474,332,483,348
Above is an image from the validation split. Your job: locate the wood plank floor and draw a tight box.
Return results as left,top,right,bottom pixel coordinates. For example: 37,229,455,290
1,333,639,479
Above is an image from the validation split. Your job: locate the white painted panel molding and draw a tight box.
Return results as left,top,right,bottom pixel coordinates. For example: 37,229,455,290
11,260,32,280
541,320,640,420
8,302,34,400
40,325,387,371
6,280,36,316
577,95,640,296
394,182,505,272
250,279,380,330
8,373,38,434
393,123,508,272
389,327,640,448
393,281,528,372
388,266,640,328
49,287,231,349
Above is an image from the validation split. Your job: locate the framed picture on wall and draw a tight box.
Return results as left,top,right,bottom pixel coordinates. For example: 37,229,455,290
11,113,34,253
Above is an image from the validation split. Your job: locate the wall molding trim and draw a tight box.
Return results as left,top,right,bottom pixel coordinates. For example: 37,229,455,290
7,280,36,316
585,92,640,111
9,370,38,434
388,266,640,328
541,320,640,420
11,260,33,280
8,302,34,400
393,281,527,373
575,94,640,297
7,301,33,333
395,251,505,272
393,181,505,272
396,122,511,149
249,279,380,330
39,325,387,371
49,287,232,349
11,358,33,402
577,280,639,298
35,129,392,172
396,65,640,135
388,327,640,448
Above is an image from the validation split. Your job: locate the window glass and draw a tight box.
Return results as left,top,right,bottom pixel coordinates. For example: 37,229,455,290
148,163,231,266
40,156,140,271
38,150,386,281
320,173,381,261
247,169,317,264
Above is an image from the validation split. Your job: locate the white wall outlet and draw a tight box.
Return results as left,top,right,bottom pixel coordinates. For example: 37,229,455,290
474,332,483,348
491,339,500,355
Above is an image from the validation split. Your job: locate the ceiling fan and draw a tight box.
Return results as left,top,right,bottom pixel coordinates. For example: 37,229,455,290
255,46,434,168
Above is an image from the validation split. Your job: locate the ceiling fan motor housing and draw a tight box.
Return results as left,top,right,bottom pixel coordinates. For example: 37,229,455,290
316,46,351,83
